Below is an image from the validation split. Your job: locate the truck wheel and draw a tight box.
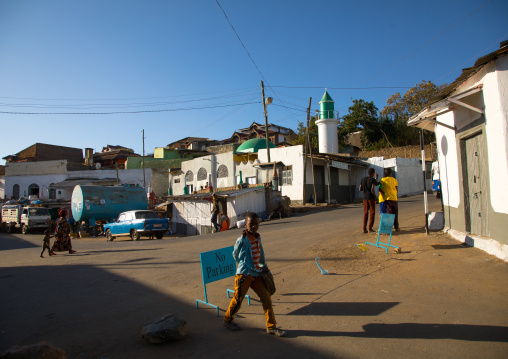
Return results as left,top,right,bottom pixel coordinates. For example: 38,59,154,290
155,232,164,239
6,224,14,233
21,224,29,235
106,229,114,241
130,229,141,241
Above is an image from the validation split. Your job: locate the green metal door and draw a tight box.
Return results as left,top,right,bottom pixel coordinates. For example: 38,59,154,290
464,133,488,236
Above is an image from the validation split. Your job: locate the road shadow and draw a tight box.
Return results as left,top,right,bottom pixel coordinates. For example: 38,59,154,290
288,323,508,342
260,219,303,227
0,233,39,250
0,264,336,359
286,302,399,316
431,244,471,250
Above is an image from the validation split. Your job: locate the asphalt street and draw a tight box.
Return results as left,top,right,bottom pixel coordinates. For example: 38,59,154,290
1,195,507,359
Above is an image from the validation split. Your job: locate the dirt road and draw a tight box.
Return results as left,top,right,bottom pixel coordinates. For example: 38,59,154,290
1,195,507,358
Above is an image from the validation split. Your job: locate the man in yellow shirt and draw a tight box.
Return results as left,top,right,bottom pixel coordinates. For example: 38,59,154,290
379,168,399,230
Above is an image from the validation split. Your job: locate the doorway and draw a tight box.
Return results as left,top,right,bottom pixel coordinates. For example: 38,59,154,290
461,132,488,236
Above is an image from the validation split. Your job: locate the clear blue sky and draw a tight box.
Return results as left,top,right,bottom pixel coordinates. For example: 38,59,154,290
1,0,507,164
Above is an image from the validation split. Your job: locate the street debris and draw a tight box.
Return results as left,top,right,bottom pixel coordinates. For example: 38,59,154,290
314,257,329,275
141,314,187,344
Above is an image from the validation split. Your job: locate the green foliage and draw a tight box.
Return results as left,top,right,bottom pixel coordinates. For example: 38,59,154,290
339,99,384,149
381,80,447,145
292,80,447,152
291,115,319,151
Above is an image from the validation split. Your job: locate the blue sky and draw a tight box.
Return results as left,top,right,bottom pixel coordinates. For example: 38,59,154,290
1,0,507,164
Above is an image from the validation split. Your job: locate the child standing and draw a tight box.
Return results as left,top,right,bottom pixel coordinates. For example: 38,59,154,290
223,212,286,337
40,229,56,258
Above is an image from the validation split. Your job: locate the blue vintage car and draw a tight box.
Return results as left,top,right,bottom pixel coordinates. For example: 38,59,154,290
103,210,169,241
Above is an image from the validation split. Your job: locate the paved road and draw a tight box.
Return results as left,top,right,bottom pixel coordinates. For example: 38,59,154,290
1,195,507,359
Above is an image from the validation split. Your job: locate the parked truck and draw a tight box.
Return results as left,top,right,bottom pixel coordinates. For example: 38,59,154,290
71,185,149,225
1,205,51,234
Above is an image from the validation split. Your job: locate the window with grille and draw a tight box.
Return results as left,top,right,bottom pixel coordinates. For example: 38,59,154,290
217,164,229,178
282,166,292,185
197,167,207,181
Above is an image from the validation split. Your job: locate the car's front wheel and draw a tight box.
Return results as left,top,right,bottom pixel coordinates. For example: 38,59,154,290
130,229,141,241
106,229,114,241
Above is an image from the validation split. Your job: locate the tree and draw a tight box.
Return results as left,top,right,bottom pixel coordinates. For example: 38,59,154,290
291,114,319,151
381,80,447,145
339,99,395,150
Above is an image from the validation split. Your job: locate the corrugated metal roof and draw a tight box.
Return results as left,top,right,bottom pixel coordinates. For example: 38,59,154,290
49,178,117,189
165,187,265,202
429,41,508,105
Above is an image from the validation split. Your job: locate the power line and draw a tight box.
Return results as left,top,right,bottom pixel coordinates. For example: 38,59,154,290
215,0,266,83
271,86,412,89
0,93,259,110
0,102,260,115
215,0,295,116
358,0,493,85
434,32,508,82
0,86,259,102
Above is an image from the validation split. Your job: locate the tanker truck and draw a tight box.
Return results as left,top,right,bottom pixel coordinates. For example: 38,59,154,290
71,185,149,226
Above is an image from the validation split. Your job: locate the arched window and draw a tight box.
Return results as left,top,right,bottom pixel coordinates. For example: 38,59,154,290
12,184,20,199
28,183,40,197
185,170,194,182
217,164,229,178
197,168,207,181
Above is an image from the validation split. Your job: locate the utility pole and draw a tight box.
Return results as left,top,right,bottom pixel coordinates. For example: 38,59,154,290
261,80,271,163
142,129,146,191
303,97,311,205
308,109,317,205
420,129,429,235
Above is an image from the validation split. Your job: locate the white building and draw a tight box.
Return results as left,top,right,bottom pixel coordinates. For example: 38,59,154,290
170,140,369,204
170,187,268,235
3,160,168,201
409,40,508,261
364,157,433,198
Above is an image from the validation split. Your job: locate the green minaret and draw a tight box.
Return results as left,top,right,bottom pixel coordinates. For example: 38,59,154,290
319,91,335,119
316,90,339,153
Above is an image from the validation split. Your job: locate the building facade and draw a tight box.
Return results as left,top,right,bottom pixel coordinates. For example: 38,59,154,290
409,41,508,261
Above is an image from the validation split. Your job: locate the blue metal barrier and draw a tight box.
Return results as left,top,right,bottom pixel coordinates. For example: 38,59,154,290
365,213,399,254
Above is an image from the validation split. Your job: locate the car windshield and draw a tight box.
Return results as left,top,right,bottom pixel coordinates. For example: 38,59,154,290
28,208,49,216
134,211,159,219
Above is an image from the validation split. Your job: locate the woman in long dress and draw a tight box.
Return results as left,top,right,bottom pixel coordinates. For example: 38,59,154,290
51,210,76,254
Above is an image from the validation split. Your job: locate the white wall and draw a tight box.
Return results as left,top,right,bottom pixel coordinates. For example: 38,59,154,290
171,152,240,195
4,167,152,200
258,145,305,202
396,158,425,196
364,157,427,197
171,200,212,235
170,189,266,235
488,54,508,213
5,173,68,200
435,112,461,208
0,175,5,199
435,55,508,213
226,189,266,225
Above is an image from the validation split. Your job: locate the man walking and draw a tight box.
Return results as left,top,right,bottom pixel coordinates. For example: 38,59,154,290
379,168,399,230
359,168,379,233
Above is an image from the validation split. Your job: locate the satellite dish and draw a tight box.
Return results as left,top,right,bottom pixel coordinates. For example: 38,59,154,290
95,163,102,169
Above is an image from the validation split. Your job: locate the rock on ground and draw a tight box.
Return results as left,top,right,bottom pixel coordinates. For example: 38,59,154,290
141,314,187,344
0,341,66,359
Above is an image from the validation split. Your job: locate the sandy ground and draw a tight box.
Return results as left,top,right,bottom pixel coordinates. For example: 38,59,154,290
1,194,507,359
